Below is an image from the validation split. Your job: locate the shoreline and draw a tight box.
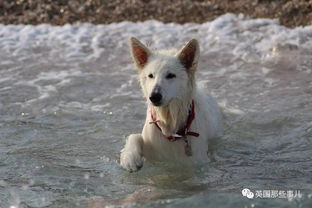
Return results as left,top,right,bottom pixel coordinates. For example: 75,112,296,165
0,0,311,28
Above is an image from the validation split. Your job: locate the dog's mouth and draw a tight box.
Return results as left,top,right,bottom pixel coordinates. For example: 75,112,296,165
151,101,163,107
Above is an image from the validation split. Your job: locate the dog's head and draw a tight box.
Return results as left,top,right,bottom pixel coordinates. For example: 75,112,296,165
129,37,199,107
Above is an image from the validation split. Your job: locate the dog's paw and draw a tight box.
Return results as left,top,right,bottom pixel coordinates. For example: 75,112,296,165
120,149,144,172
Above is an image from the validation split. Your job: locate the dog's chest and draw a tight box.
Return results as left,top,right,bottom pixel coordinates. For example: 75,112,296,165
142,126,196,163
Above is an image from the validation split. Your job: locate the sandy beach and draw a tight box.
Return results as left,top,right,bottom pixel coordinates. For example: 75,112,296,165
0,0,311,27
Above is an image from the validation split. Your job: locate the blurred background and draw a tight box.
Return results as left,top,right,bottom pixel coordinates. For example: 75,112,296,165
1,0,312,27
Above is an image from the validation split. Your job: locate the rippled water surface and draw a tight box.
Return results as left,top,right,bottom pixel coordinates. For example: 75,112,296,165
0,14,312,207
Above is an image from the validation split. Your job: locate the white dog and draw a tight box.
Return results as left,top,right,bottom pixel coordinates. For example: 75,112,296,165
120,37,222,172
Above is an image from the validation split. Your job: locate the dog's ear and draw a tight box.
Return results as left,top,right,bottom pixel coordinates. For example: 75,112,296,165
177,39,200,74
129,37,151,70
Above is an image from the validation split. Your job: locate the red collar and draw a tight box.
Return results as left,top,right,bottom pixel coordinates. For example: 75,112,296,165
150,100,200,142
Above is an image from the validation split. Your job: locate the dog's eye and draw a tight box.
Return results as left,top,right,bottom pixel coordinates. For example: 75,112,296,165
148,74,154,78
166,73,176,79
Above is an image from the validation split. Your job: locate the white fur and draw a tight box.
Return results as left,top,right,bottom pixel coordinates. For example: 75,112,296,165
120,38,222,172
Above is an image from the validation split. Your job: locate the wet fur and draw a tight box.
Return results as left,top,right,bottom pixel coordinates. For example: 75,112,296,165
120,38,222,172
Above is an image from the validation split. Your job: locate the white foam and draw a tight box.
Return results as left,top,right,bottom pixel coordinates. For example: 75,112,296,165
0,14,311,108
0,14,311,63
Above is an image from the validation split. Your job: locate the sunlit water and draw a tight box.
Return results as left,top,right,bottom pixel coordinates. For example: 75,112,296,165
0,14,311,207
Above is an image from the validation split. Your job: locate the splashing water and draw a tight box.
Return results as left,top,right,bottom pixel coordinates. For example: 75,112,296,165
0,14,311,207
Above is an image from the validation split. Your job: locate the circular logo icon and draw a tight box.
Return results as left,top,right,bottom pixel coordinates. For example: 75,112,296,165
242,188,254,199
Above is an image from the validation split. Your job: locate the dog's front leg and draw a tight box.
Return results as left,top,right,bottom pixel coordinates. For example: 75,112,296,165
120,134,144,172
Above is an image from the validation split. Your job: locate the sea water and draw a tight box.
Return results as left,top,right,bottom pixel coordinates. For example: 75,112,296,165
0,14,311,207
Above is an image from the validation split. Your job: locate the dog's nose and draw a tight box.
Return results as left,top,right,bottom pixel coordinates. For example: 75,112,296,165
149,92,162,105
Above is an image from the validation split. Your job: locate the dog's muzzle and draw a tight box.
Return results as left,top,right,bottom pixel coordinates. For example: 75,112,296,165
149,92,162,106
